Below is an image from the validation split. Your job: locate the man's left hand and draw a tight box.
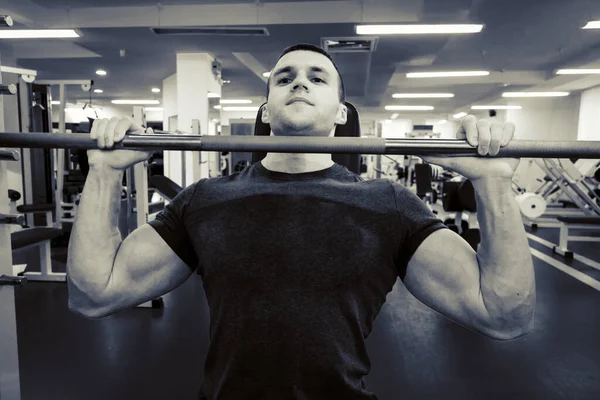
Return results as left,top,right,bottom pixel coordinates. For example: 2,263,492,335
421,115,520,182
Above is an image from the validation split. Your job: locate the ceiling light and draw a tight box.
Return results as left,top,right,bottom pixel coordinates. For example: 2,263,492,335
262,72,271,77
471,105,522,110
453,112,467,119
438,120,448,124
390,113,399,120
151,88,161,93
145,107,164,111
407,71,489,78
96,69,107,76
582,21,600,29
220,99,252,104
384,105,434,111
111,100,160,105
356,24,483,35
223,80,231,84
94,89,103,94
51,101,60,105
207,92,221,98
502,92,569,98
556,69,600,75
214,105,222,109
0,29,79,39
393,93,454,98
222,106,260,112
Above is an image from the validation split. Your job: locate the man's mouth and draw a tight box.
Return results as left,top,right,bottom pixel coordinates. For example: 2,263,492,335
287,98,313,105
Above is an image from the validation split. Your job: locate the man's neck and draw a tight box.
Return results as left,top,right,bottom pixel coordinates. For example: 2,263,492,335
261,153,335,174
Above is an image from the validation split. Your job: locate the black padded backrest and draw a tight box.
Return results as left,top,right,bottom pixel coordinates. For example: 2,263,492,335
251,102,362,174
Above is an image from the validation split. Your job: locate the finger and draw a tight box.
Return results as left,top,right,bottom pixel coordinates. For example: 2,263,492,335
104,117,121,148
501,122,516,146
476,119,491,156
488,121,503,156
455,120,466,140
462,115,479,146
94,119,110,148
146,127,154,135
90,119,100,140
114,118,134,144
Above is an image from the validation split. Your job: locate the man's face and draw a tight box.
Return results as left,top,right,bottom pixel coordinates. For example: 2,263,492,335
262,50,347,137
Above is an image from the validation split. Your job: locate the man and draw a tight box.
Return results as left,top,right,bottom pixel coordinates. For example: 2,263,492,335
67,44,536,400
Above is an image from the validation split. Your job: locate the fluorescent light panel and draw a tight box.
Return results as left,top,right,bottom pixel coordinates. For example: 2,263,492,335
151,88,161,93
453,112,468,119
94,89,103,94
222,106,260,112
407,71,489,78
356,24,483,35
207,92,221,98
384,105,434,111
556,69,600,75
220,99,252,104
0,29,79,39
393,93,454,98
390,113,399,120
111,100,160,105
96,70,107,76
582,21,600,29
471,105,522,110
502,92,569,98
262,72,271,77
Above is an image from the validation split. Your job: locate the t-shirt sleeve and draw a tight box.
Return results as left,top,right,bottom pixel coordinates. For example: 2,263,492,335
147,182,199,271
390,181,447,280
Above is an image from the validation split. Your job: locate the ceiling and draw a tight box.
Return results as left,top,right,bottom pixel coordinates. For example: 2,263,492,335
1,0,600,121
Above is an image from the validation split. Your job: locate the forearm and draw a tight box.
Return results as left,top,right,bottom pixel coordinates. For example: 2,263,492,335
67,165,124,311
473,178,536,334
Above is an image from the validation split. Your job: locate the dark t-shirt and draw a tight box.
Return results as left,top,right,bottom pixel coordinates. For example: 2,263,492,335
148,161,446,400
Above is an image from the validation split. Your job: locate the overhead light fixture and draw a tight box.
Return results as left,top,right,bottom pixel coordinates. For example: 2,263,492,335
356,24,484,35
222,106,260,112
151,88,161,93
96,69,107,76
390,113,399,120
145,107,164,111
223,80,231,84
582,21,600,29
262,72,271,77
471,105,522,110
207,92,221,98
502,92,569,98
453,112,468,119
220,99,252,104
556,69,600,75
0,29,79,39
94,89,103,94
384,105,434,111
51,101,60,105
111,100,160,105
214,105,222,109
438,119,448,124
393,93,454,98
407,71,489,78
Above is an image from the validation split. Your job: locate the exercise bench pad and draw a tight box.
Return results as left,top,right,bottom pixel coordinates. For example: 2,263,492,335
11,227,63,250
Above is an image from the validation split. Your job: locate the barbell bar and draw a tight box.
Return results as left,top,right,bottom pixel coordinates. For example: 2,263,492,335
0,131,600,158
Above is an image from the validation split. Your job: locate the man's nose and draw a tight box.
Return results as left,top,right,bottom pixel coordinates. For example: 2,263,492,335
292,75,309,92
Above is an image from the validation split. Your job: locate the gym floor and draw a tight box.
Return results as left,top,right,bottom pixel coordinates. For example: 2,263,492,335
11,224,600,400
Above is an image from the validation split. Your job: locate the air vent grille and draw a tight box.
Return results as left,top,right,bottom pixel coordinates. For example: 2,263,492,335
152,27,269,36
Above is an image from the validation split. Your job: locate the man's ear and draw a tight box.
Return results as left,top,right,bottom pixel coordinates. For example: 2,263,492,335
335,103,347,125
261,104,270,124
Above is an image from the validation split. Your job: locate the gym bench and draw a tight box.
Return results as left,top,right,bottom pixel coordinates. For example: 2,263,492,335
552,216,600,258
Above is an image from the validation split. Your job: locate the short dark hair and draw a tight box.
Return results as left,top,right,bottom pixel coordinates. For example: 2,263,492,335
265,43,346,103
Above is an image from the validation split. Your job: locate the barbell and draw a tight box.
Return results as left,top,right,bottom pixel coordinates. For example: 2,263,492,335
0,131,599,158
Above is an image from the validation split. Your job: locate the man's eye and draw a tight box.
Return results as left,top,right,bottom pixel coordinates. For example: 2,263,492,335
277,78,291,84
312,78,325,83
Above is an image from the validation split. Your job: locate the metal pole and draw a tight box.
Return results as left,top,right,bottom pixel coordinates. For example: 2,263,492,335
1,131,600,158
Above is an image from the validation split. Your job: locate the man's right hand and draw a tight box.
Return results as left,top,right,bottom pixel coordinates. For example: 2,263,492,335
88,116,154,171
